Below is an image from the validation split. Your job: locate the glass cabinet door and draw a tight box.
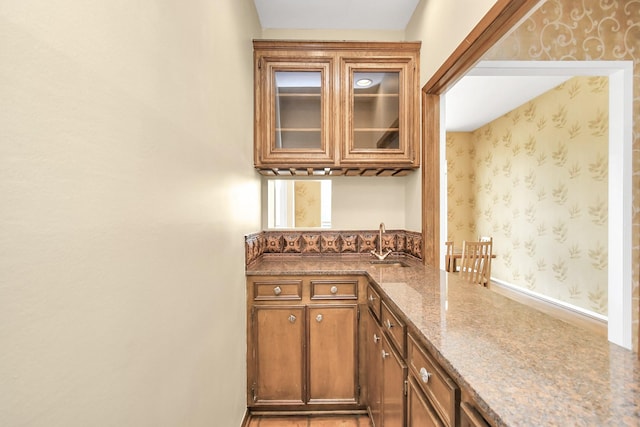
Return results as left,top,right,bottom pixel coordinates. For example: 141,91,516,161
256,59,335,166
341,58,418,167
274,71,322,150
352,71,400,150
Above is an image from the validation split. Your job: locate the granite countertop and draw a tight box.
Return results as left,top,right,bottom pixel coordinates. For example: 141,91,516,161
246,255,640,426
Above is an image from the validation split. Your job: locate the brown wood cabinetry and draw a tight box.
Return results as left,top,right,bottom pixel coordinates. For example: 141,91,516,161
407,334,460,427
365,283,462,427
366,308,383,427
407,375,444,427
253,40,420,176
247,275,365,411
366,285,407,427
253,305,305,405
460,402,490,427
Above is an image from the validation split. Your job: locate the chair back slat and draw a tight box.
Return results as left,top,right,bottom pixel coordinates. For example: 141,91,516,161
445,241,454,272
459,239,493,285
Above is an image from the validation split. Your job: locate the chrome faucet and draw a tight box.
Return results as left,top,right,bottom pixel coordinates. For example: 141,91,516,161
371,222,392,260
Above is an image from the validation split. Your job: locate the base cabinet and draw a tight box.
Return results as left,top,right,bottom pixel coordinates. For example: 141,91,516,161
366,308,383,427
253,305,305,404
407,375,443,427
381,333,407,427
248,276,364,410
366,282,461,427
366,304,407,427
308,305,358,403
460,402,490,427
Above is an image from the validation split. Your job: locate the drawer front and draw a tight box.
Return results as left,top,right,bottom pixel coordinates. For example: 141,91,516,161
408,334,459,427
310,279,358,300
381,300,406,356
366,284,381,319
253,280,302,301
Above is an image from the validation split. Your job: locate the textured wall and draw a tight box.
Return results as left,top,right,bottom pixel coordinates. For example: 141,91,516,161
483,0,639,353
448,76,609,315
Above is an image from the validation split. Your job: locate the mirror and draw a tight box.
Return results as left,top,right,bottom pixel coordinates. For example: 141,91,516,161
267,180,331,229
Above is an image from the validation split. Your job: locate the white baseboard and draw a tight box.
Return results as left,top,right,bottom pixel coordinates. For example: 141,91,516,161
488,278,608,337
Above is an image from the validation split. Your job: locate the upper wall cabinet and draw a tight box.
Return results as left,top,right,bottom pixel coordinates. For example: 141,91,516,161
253,40,421,177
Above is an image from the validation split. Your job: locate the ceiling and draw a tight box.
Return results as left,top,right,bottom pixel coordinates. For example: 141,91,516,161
252,1,572,132
253,0,420,31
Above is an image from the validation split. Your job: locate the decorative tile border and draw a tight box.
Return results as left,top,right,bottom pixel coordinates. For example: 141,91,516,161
245,229,423,266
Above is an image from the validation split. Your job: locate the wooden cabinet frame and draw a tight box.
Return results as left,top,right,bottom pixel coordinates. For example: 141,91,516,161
254,40,420,176
247,275,367,412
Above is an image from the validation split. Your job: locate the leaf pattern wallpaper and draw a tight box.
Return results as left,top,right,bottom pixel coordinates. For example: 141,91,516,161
447,76,609,316
480,0,639,351
294,181,321,227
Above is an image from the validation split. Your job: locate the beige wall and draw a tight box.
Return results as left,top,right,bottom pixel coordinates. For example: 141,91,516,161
0,1,261,426
403,0,499,231
448,76,609,315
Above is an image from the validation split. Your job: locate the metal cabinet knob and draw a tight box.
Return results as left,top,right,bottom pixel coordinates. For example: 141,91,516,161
373,333,381,343
381,349,389,359
419,367,431,383
316,314,323,322
273,286,282,296
368,294,375,302
385,319,394,329
288,314,296,323
330,286,338,294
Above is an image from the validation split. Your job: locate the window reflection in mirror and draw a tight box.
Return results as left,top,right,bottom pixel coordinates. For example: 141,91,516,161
267,180,331,229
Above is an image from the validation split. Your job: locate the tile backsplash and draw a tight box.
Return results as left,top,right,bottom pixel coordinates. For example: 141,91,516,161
245,229,423,266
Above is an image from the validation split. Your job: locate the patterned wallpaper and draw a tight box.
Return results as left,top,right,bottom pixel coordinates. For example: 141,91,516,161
482,0,639,350
447,76,609,315
294,181,321,227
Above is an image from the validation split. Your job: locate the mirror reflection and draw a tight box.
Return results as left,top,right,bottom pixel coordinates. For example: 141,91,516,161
267,180,331,229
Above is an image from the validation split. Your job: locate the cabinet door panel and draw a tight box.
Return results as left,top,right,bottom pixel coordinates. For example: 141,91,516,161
340,57,418,166
408,375,444,427
253,305,305,405
255,56,335,166
308,305,358,403
381,334,407,427
366,309,383,427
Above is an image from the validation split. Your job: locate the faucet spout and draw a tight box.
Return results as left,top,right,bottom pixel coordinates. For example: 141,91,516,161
371,222,392,260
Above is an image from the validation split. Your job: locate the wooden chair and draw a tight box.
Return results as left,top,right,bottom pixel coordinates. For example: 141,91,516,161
459,239,493,286
445,241,454,272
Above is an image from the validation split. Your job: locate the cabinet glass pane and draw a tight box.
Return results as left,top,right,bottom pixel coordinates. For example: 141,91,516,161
274,71,322,150
353,72,400,149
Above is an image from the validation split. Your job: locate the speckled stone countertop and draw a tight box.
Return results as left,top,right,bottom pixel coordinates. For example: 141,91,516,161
246,255,640,426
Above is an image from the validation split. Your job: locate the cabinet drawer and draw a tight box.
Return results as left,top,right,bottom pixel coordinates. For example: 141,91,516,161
408,334,459,427
253,280,302,301
381,300,405,356
366,284,381,319
310,279,358,300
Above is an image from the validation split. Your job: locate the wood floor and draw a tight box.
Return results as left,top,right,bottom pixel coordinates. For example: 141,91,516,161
246,413,371,427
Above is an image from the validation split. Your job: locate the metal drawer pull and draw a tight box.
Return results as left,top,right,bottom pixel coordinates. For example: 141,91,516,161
419,367,431,383
316,314,323,322
330,286,338,294
288,314,296,323
373,333,381,343
381,350,389,359
368,294,376,302
273,286,282,296
385,319,394,329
